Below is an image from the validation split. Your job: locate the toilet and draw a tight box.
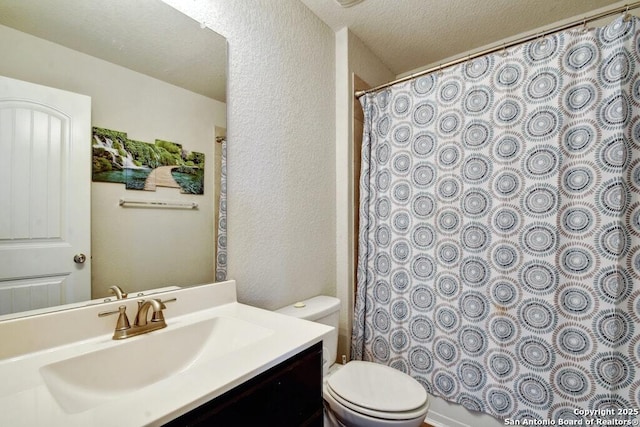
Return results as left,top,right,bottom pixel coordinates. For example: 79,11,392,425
276,296,429,427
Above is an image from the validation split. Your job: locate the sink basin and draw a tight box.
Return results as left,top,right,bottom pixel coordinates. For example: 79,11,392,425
39,316,273,414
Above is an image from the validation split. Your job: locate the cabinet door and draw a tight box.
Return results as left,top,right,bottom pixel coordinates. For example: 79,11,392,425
164,342,323,427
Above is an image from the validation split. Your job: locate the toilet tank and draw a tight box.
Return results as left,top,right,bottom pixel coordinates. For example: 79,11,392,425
276,296,340,371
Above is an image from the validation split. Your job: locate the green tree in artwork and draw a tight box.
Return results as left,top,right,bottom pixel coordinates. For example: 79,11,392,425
92,150,113,172
186,151,205,167
93,127,128,145
156,140,182,156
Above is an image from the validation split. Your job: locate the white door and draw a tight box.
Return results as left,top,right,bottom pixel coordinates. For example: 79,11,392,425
0,75,91,315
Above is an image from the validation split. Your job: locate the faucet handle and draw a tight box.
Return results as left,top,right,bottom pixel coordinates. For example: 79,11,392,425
151,298,176,322
98,305,131,331
109,285,128,300
151,310,165,323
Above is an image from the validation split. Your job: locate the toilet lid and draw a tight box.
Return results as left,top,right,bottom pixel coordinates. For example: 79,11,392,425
326,361,427,413
325,383,430,421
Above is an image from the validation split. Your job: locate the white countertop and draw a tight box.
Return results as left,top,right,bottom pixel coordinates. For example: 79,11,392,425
0,281,332,426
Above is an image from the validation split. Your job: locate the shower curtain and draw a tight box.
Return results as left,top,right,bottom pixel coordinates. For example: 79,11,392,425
216,139,227,282
352,16,640,422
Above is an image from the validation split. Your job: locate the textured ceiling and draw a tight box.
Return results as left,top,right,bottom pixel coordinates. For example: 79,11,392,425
0,0,227,102
301,0,623,76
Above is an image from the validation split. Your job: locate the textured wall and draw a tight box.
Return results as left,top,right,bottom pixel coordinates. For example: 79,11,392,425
163,0,336,309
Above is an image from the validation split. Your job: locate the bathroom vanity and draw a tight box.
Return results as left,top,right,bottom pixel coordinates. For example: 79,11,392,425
0,281,331,426
164,342,323,426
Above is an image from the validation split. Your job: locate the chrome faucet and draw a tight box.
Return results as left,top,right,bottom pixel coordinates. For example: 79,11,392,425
99,298,176,340
109,285,128,300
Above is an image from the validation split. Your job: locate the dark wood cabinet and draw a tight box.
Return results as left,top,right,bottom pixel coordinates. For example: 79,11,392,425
163,341,323,427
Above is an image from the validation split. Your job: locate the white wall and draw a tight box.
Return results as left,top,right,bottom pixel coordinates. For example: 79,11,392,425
0,24,226,298
162,0,336,309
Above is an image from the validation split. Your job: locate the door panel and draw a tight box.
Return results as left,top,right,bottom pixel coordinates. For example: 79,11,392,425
0,75,91,315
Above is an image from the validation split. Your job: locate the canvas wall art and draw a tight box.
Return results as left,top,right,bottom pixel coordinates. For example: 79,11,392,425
91,127,205,194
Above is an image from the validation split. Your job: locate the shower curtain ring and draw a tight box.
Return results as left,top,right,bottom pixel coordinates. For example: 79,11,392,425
465,54,473,71
581,19,588,33
537,32,548,47
624,6,631,21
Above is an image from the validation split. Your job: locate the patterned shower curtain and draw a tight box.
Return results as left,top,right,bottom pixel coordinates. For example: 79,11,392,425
352,16,640,422
216,139,227,281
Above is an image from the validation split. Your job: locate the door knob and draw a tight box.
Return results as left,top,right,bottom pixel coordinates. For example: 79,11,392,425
74,253,87,264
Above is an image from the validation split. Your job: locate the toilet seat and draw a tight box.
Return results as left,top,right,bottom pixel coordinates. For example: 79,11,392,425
325,361,429,421
325,383,430,421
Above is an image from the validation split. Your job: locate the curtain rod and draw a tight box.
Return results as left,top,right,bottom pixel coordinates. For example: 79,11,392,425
355,1,640,99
